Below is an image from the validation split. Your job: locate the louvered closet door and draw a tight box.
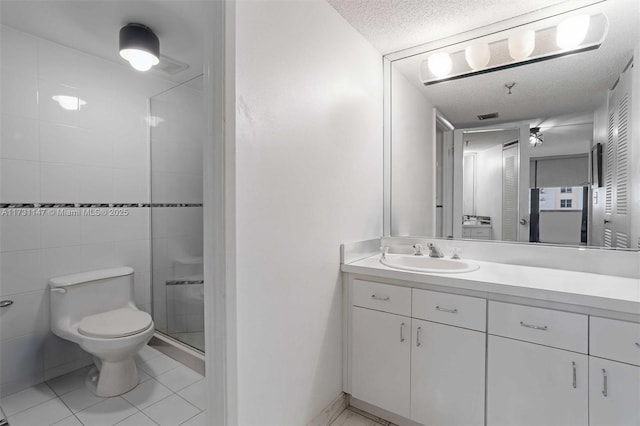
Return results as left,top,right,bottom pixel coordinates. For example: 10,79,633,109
604,64,633,248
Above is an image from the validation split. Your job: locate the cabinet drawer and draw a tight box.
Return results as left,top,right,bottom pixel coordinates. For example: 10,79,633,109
488,301,588,353
470,228,491,238
590,317,640,366
412,289,486,331
353,280,411,316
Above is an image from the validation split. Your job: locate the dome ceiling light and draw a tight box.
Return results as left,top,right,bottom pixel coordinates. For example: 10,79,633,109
119,23,160,72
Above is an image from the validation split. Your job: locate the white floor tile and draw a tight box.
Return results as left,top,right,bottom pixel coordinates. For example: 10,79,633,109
75,397,138,426
52,415,83,425
180,411,208,426
121,379,173,410
137,355,180,377
47,367,90,396
8,398,73,426
115,411,159,425
143,394,200,426
177,379,206,410
154,365,203,392
330,409,385,426
59,386,107,413
135,346,163,364
0,383,56,417
138,369,153,384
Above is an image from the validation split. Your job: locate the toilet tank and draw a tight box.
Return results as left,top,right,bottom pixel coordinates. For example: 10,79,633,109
50,267,136,327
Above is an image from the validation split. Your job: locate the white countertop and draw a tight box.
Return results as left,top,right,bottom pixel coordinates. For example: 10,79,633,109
342,254,640,315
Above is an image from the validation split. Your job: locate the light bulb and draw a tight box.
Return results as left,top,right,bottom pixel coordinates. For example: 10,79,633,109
556,15,590,50
119,48,159,71
427,52,452,78
464,43,490,70
508,30,535,61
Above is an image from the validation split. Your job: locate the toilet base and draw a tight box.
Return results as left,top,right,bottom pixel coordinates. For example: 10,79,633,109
85,359,139,397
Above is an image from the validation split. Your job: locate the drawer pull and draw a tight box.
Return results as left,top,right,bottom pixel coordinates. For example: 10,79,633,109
602,368,608,397
416,326,422,347
635,342,640,349
0,300,13,308
400,322,406,342
371,294,390,301
520,321,548,331
435,305,458,314
572,361,577,389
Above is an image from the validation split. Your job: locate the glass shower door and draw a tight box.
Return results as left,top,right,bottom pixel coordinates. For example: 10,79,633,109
149,76,204,351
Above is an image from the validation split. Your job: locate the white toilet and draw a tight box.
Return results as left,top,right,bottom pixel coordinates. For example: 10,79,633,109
49,267,154,397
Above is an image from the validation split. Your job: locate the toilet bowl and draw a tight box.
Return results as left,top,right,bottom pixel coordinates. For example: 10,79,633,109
49,267,154,397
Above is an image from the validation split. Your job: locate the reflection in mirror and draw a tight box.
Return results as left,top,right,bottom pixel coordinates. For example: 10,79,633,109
388,0,640,250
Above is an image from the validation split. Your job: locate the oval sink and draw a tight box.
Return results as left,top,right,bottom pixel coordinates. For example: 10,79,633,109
380,254,479,273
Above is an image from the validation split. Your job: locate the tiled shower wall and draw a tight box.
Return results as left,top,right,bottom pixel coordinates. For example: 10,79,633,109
0,26,173,396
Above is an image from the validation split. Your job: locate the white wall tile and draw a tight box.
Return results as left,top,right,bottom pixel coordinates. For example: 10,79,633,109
39,123,84,165
1,67,38,120
40,164,81,203
112,208,149,242
80,214,117,244
40,246,85,279
41,211,82,248
38,79,80,127
0,250,44,296
43,333,87,371
0,333,45,391
0,214,41,252
113,240,151,274
114,168,148,203
0,290,49,341
37,39,80,89
0,114,39,161
79,242,117,271
0,27,38,73
134,271,151,306
77,166,114,203
0,159,40,202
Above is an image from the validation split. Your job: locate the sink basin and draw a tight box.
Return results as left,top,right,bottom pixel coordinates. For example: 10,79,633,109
380,254,479,273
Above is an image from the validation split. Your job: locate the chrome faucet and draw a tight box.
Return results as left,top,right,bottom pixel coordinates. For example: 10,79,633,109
427,243,444,258
412,244,425,256
380,246,389,260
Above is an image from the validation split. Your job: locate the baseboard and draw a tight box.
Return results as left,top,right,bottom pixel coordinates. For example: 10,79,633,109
308,392,348,426
349,397,422,426
149,332,205,375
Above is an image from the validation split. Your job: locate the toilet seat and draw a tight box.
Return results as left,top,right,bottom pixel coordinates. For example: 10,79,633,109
78,307,152,338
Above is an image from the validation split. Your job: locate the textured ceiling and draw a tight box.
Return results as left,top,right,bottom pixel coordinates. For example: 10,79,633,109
388,0,638,127
327,0,569,54
0,1,210,84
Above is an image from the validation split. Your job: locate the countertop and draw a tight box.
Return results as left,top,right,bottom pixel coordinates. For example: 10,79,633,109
342,254,640,315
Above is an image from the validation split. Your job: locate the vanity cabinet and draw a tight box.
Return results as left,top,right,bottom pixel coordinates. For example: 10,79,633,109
346,277,640,426
588,317,640,426
411,319,485,426
487,335,588,426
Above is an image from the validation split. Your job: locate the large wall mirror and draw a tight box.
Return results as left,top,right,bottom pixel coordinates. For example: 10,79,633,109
385,0,640,250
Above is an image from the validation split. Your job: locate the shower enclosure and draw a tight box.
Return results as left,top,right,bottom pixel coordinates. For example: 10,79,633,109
149,76,204,351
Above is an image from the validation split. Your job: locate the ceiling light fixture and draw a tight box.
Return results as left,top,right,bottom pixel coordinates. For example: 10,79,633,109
119,23,160,72
419,9,606,86
427,52,453,78
529,127,543,147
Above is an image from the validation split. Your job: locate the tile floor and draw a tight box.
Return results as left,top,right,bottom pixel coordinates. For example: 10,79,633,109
0,346,207,426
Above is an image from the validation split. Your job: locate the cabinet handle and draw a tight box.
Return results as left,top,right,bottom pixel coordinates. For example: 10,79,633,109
400,322,405,342
602,368,608,397
635,342,640,349
572,362,577,389
371,294,390,301
0,300,13,308
416,326,422,347
435,305,458,314
520,321,548,331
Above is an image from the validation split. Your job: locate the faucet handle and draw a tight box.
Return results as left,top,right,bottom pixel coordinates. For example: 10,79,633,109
451,247,461,259
412,244,424,256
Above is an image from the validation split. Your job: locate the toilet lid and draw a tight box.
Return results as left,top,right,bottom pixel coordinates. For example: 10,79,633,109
78,307,152,338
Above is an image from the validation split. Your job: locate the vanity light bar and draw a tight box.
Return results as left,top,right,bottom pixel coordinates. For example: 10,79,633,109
420,12,608,86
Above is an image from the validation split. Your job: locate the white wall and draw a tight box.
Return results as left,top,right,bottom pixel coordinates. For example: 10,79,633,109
234,1,383,423
390,66,436,236
0,26,171,396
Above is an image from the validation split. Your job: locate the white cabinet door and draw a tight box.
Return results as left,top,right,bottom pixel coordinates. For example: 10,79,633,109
487,335,588,426
589,357,640,426
411,319,485,426
351,306,410,418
